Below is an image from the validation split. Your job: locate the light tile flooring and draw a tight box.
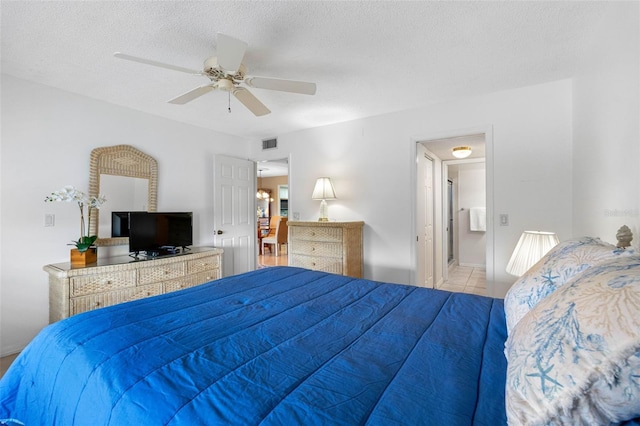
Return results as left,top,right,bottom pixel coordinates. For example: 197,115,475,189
438,265,487,296
258,251,289,268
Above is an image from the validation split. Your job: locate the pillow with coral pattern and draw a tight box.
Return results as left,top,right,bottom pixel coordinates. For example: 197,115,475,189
504,236,633,334
505,256,640,425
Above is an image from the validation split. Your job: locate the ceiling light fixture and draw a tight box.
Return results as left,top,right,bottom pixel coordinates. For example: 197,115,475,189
452,146,472,159
256,170,270,200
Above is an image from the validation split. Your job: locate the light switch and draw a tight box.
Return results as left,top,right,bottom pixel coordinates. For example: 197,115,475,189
499,214,509,226
45,214,55,227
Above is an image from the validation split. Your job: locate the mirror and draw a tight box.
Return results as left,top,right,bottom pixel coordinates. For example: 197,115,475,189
257,192,270,218
88,145,158,246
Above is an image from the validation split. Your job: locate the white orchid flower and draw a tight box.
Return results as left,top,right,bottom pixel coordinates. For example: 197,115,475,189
45,186,107,252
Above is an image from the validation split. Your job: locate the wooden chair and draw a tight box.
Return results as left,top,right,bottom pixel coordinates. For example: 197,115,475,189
262,216,288,256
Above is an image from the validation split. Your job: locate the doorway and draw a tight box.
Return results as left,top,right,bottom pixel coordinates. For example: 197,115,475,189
416,144,435,288
255,158,289,268
414,132,491,294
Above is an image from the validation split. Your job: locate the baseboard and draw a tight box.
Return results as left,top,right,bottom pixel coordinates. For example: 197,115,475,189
459,262,486,269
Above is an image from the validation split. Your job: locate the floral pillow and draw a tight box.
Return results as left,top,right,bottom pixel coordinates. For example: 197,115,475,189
504,236,633,334
504,256,640,425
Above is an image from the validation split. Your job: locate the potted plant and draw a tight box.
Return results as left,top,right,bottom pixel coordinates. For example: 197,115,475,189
45,186,106,265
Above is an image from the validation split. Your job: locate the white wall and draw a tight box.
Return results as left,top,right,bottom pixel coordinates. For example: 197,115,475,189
572,4,640,241
251,79,574,297
0,75,251,356
458,164,486,268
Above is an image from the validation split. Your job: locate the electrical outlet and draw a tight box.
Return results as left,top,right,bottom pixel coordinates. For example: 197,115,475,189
293,212,300,220
499,214,509,226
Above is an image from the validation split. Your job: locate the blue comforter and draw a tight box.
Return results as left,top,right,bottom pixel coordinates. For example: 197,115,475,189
0,267,507,425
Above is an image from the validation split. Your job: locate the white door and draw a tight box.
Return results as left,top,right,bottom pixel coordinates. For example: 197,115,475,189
416,145,434,288
213,155,256,277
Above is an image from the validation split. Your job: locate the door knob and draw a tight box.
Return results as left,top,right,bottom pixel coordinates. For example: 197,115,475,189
216,230,223,235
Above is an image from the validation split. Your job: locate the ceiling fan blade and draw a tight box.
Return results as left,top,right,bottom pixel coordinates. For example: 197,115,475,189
233,88,270,116
216,33,247,74
168,85,215,104
244,76,316,95
114,52,203,75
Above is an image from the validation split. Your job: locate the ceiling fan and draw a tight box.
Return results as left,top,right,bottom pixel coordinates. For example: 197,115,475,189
114,33,316,116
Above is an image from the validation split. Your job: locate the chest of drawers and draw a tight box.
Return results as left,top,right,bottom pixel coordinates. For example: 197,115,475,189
288,221,364,278
44,248,223,322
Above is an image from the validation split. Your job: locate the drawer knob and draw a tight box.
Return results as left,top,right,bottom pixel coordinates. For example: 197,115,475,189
95,301,101,307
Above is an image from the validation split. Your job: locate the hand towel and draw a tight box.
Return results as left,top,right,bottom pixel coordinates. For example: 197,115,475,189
470,207,486,232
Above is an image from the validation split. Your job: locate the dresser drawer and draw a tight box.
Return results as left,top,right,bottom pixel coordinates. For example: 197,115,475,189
70,271,136,296
289,254,343,275
195,269,220,283
289,240,343,258
139,262,185,284
70,283,162,315
163,269,220,293
290,226,343,242
187,256,220,274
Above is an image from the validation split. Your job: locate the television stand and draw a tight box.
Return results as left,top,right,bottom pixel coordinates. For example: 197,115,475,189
44,247,223,322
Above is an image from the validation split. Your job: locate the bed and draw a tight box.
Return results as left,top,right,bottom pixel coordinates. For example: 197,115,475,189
1,228,640,425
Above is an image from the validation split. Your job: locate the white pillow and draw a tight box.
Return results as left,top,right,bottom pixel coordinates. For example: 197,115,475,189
504,237,633,334
505,256,640,425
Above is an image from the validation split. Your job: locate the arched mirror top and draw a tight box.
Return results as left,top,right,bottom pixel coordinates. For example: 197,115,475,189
89,145,158,246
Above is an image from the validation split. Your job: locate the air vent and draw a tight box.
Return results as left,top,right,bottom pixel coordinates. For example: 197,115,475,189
262,138,278,150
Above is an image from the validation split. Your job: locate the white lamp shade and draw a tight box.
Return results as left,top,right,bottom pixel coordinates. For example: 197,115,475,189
506,231,559,276
311,177,337,200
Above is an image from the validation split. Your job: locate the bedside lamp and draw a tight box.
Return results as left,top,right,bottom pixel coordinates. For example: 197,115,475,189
506,231,559,276
311,177,337,221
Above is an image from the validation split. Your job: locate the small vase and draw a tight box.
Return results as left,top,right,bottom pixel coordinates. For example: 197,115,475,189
70,247,97,266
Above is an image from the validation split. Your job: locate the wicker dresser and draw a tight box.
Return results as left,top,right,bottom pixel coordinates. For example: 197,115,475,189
288,221,364,278
44,247,223,323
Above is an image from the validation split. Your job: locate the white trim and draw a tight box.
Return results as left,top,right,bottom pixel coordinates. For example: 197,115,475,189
459,262,486,269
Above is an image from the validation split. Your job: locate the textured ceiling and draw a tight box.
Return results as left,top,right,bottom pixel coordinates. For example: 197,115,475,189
1,1,616,139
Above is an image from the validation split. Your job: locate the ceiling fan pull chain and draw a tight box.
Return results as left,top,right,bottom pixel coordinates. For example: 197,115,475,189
228,91,231,113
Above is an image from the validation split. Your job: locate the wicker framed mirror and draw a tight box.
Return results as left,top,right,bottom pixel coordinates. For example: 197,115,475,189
88,145,158,246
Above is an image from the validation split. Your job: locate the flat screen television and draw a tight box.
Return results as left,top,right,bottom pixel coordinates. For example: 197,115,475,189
128,212,193,255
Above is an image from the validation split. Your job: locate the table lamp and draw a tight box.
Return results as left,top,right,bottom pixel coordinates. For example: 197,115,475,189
311,177,337,221
506,231,559,276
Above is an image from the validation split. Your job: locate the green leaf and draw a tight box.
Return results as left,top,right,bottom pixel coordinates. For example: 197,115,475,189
69,235,97,252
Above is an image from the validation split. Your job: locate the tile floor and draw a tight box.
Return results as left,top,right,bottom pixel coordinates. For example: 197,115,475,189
438,265,487,296
258,251,289,268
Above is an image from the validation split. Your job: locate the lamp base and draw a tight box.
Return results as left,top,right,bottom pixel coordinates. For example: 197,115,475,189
317,199,329,222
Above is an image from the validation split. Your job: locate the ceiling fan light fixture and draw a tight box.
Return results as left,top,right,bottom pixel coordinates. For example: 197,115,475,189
114,33,316,117
452,146,472,159
217,78,234,92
